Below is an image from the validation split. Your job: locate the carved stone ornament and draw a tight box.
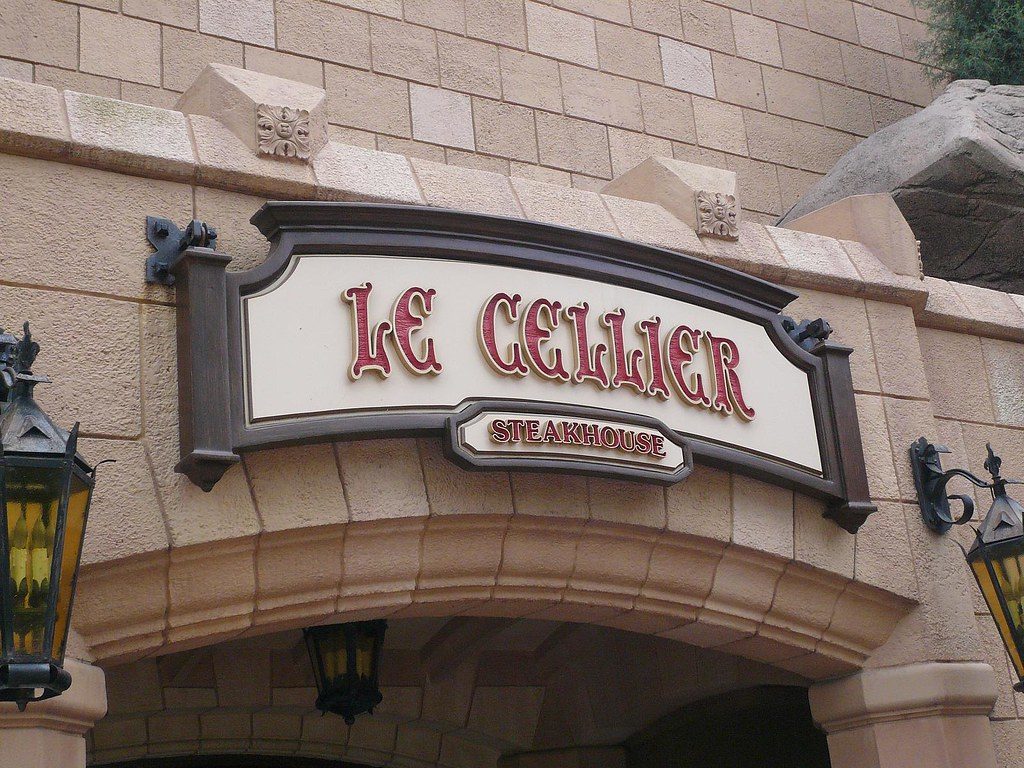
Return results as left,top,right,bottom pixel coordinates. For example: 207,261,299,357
695,190,739,240
256,104,312,160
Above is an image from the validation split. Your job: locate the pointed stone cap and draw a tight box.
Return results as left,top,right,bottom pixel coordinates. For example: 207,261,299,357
176,63,328,161
602,157,740,240
783,193,922,278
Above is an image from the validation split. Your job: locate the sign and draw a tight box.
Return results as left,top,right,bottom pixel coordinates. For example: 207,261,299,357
169,203,875,532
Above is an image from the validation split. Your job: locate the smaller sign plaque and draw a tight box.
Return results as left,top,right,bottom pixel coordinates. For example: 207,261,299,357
446,401,693,484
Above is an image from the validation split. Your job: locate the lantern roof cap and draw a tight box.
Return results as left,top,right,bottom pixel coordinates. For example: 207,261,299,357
0,391,71,456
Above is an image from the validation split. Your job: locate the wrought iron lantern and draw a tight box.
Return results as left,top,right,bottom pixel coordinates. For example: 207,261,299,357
911,438,1024,690
0,324,97,710
304,619,387,724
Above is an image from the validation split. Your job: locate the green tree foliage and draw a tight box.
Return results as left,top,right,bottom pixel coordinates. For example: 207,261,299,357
917,0,1024,85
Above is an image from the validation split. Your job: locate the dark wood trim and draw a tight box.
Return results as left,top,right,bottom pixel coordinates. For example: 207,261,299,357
169,202,875,531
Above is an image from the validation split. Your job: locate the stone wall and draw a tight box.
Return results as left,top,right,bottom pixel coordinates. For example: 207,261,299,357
0,0,939,222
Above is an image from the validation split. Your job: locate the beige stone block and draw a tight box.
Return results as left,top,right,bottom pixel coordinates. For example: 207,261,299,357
35,66,120,100
167,538,257,643
640,535,723,618
681,0,736,55
603,155,738,233
337,438,430,521
0,57,31,82
554,0,630,22
419,516,508,591
639,84,696,143
763,67,822,123
410,158,519,216
329,124,376,148
497,515,585,591
917,328,992,422
378,135,445,162
841,42,890,95
511,176,618,235
568,525,657,601
255,525,344,622
80,438,167,565
499,49,561,113
511,162,570,186
0,0,77,69
871,95,925,132
246,444,348,530
572,173,608,193
693,97,747,155
882,396,937,502
404,0,464,32
64,91,195,180
178,63,328,159
410,84,474,150
631,0,683,36
853,393,900,501
981,338,1024,427
325,65,410,137
778,26,845,83
124,0,198,27
80,9,161,86
525,1,598,67
601,194,704,253
588,478,666,529
561,64,643,131
0,286,142,438
123,84,183,110
163,29,244,94
660,38,715,99
468,686,544,749
437,33,500,98
313,141,421,203
276,0,370,68
466,0,527,48
371,17,439,85
742,108,798,167
697,546,787,639
471,98,537,163
725,153,781,216
794,494,855,577
855,5,904,56
819,84,874,137
864,300,929,399
92,717,148,752
777,167,821,211
732,11,782,66
665,465,732,542
732,475,794,558
700,219,788,279
159,460,261,548
712,54,765,110
244,47,323,88
417,439,514,514
950,280,1024,331
885,56,933,108
188,113,317,196
0,78,68,157
768,226,861,288
199,0,274,45
148,711,201,744
510,473,589,518
595,22,661,83
339,517,425,597
535,111,611,178
442,148,509,174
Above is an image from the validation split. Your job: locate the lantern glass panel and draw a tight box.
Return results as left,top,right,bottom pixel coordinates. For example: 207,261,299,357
971,541,1024,679
50,473,90,665
355,629,375,679
316,627,348,688
4,465,62,659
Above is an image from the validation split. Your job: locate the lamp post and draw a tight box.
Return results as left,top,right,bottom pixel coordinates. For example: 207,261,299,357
304,620,387,725
0,324,96,710
911,438,1024,690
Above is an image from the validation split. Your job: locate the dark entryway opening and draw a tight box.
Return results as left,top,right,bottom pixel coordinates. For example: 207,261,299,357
626,685,831,768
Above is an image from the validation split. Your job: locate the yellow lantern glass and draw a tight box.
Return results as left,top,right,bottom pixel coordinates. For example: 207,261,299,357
304,620,387,724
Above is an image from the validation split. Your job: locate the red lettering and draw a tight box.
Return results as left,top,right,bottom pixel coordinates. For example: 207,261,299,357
522,299,571,381
635,432,653,455
490,419,512,443
480,293,529,376
601,308,646,393
707,334,756,420
508,419,526,441
665,325,711,407
392,287,442,375
542,420,560,442
651,435,665,457
600,426,619,448
637,317,670,400
342,283,392,380
561,421,582,444
563,302,610,388
525,420,541,441
581,423,599,446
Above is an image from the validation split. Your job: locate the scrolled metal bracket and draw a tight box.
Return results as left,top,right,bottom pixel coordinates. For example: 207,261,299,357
145,217,218,286
909,437,1004,533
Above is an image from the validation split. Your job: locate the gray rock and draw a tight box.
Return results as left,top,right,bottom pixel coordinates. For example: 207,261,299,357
779,80,1024,292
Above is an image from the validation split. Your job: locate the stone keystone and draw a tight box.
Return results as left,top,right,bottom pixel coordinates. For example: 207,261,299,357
602,156,740,240
177,63,328,161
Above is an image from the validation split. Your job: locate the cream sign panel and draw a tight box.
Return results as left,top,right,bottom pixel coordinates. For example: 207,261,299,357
242,255,821,473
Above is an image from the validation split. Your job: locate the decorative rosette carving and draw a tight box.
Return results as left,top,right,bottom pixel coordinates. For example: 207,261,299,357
256,104,312,160
695,190,739,240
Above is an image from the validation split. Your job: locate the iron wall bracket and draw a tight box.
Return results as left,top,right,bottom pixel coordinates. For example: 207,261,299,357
909,437,997,533
145,217,218,286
